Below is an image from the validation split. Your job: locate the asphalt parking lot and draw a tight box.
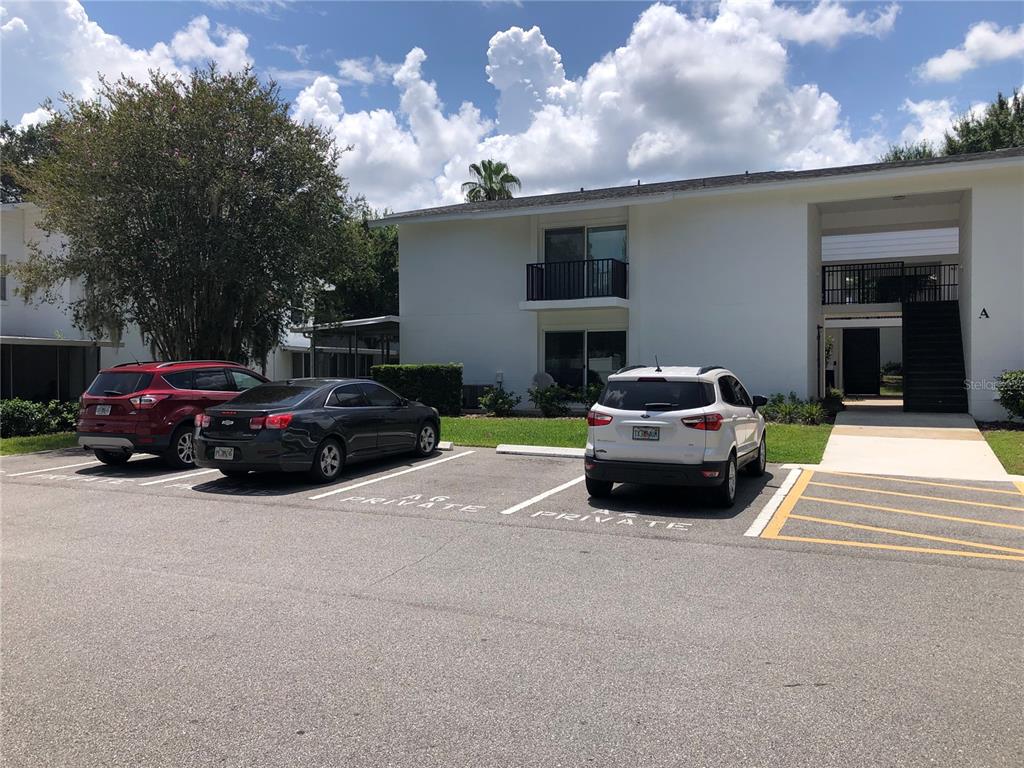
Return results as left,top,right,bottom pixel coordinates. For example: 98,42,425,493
2,446,1023,767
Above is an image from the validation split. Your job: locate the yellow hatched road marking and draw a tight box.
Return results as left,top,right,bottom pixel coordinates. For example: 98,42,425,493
789,513,1024,555
801,495,1024,531
1016,481,1024,497
761,469,812,539
820,471,1024,498
773,535,1024,562
808,481,1024,513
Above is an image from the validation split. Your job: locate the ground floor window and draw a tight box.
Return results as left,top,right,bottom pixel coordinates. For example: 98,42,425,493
0,344,100,401
543,330,626,391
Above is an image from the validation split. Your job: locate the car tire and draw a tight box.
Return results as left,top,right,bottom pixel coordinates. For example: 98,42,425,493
585,477,613,498
713,452,737,508
94,448,130,466
413,420,439,457
164,423,196,469
745,434,767,477
308,438,344,484
219,469,249,479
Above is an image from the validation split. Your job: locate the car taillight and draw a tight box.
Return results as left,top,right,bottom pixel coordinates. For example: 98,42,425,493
130,394,168,410
194,413,211,428
264,413,293,429
682,413,723,431
249,416,266,430
587,410,613,427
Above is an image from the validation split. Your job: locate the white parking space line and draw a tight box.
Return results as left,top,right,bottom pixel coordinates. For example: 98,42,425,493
139,468,219,486
7,459,103,477
743,468,801,537
308,451,476,500
498,475,586,516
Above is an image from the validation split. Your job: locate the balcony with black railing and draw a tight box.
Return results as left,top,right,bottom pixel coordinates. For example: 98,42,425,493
525,258,628,302
822,262,959,305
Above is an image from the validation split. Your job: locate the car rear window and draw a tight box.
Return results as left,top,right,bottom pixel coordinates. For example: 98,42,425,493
599,380,711,411
227,384,318,407
86,372,154,396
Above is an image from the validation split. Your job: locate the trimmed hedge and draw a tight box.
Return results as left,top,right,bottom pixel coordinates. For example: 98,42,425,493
995,370,1024,420
370,364,463,416
1,399,80,438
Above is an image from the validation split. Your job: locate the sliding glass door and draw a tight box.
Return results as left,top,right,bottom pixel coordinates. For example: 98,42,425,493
543,330,627,391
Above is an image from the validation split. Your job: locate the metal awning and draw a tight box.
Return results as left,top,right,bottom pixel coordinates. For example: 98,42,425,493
0,335,119,347
290,315,400,335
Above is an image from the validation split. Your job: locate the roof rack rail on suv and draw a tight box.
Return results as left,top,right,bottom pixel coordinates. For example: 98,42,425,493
697,365,724,375
614,364,648,375
113,361,157,368
155,360,239,368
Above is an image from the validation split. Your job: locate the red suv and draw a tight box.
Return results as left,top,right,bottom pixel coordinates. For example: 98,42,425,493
78,361,268,468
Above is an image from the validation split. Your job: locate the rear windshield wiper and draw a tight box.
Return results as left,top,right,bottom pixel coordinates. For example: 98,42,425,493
103,390,124,396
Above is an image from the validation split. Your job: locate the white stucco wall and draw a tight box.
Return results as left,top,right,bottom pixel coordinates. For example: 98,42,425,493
964,175,1024,420
399,217,538,398
627,193,814,399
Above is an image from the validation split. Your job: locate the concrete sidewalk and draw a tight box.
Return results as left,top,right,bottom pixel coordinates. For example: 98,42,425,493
819,411,1009,481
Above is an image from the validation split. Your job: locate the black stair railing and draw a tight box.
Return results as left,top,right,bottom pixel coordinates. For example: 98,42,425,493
822,262,958,305
526,258,628,301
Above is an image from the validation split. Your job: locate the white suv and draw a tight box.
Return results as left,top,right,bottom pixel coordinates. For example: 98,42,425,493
584,365,767,507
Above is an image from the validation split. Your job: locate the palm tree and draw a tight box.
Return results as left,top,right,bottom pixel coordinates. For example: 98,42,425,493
461,159,522,202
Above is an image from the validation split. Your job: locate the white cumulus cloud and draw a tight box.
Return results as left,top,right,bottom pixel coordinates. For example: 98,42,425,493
898,98,955,146
0,1,252,128
919,21,1024,81
293,1,890,211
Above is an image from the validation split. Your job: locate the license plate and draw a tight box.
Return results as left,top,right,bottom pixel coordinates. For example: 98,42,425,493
632,426,660,441
214,447,235,461
95,405,111,416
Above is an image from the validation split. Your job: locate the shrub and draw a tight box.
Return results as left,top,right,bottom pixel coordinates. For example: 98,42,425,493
881,361,903,376
995,370,1024,420
0,399,80,438
528,385,572,417
370,363,463,416
477,386,521,416
798,402,827,425
758,392,829,425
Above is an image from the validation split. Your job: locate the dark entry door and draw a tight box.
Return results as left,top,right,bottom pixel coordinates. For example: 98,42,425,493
843,328,880,395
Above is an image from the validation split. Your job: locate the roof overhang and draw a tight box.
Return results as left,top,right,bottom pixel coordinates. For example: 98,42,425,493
0,335,118,347
290,315,400,335
371,149,1024,228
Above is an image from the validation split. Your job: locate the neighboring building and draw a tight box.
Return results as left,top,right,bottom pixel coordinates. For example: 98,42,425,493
0,202,322,399
379,148,1023,420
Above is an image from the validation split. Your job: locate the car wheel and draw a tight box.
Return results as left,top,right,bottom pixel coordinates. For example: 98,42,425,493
745,434,767,477
713,453,737,508
308,438,344,483
585,477,613,498
164,424,196,469
219,469,249,479
414,421,439,456
94,448,130,466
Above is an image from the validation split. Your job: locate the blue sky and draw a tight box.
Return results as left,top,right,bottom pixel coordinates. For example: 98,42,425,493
2,1,1022,210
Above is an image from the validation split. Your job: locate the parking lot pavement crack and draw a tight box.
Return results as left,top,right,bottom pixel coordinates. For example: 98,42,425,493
355,534,464,594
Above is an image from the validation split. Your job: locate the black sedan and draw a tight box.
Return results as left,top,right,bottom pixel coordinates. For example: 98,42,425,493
193,378,440,482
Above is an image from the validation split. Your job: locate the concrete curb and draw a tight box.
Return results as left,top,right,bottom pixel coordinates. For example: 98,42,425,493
437,441,454,452
495,444,585,459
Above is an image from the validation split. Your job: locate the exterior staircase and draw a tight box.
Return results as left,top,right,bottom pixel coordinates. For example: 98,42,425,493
902,301,968,413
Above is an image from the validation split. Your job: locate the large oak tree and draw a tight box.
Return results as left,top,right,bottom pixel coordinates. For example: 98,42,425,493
11,66,348,364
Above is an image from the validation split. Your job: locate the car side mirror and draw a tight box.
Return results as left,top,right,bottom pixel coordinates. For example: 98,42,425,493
400,398,409,407
752,395,768,410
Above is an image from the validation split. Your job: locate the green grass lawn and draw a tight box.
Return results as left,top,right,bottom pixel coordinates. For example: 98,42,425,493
0,432,78,456
765,423,833,464
981,430,1024,476
442,417,833,465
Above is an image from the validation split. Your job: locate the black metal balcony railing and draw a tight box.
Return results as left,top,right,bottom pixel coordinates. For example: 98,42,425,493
821,262,959,305
526,258,628,301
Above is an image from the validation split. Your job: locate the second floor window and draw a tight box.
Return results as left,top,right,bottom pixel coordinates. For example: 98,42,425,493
544,226,626,263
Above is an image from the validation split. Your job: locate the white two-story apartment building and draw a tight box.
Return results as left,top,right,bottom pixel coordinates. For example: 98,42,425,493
380,148,1023,420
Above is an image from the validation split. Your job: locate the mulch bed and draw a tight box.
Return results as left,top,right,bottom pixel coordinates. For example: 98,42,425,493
976,421,1024,432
